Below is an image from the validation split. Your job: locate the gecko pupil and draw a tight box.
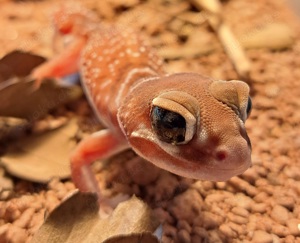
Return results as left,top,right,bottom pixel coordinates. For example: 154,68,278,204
151,106,186,144
246,97,252,116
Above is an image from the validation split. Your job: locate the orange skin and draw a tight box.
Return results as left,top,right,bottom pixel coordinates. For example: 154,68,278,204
32,6,252,202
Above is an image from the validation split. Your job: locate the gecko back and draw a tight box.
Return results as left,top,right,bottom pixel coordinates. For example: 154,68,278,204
80,25,165,129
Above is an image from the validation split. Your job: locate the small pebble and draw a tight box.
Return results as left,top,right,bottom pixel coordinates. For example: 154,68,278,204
177,220,192,233
13,208,35,228
272,224,290,237
169,189,203,224
224,193,253,210
252,230,273,243
219,224,238,238
227,212,248,224
191,234,202,243
275,196,294,210
125,157,160,185
192,227,209,239
4,223,28,243
270,205,290,225
286,218,300,236
177,229,191,243
251,203,267,213
231,207,249,218
194,211,223,229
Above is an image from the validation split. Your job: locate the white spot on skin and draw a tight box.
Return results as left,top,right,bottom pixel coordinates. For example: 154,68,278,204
157,59,164,66
109,64,114,72
148,52,154,58
104,95,109,104
132,52,140,58
139,46,146,52
92,68,101,79
100,79,112,89
85,60,92,67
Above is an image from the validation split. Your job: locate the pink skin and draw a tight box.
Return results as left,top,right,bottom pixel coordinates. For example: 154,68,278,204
31,6,252,203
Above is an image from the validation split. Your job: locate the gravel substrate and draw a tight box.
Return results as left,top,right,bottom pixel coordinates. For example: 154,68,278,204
0,0,300,242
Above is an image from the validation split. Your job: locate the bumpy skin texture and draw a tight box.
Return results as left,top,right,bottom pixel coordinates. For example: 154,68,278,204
31,6,252,199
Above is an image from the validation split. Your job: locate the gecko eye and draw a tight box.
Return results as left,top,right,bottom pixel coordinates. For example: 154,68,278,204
151,106,186,144
246,97,252,118
150,95,197,145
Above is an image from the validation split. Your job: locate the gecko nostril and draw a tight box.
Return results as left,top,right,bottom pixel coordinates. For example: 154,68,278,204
215,150,228,161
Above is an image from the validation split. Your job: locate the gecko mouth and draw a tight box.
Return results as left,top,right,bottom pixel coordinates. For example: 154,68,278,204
129,127,251,181
157,139,252,181
174,157,251,181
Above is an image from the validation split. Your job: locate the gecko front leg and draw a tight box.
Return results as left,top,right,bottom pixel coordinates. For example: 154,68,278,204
31,37,86,88
70,129,129,196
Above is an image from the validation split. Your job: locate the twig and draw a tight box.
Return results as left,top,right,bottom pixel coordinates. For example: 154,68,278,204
190,0,251,78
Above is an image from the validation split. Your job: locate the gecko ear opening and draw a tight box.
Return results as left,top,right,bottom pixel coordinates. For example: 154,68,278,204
150,91,199,145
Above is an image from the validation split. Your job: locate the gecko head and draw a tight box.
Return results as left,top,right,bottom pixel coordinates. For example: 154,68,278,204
118,73,252,181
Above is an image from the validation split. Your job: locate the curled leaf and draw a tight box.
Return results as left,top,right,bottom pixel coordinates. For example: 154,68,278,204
0,50,45,82
32,192,160,243
0,119,78,182
0,50,82,120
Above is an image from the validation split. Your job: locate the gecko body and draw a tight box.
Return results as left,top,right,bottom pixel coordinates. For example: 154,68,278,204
32,6,252,197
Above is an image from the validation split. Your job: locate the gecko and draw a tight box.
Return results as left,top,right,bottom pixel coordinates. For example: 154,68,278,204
31,5,252,201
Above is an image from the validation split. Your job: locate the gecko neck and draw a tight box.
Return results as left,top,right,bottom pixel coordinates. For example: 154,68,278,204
115,67,161,107
93,66,162,131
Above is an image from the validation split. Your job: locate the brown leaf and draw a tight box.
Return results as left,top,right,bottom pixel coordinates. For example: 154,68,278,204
0,50,82,120
0,167,13,190
0,116,29,142
0,50,45,82
32,192,160,243
0,77,82,120
0,119,78,182
103,233,160,243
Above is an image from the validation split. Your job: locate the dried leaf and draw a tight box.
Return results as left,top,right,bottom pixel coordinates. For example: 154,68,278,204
0,50,45,82
32,192,160,243
0,119,78,182
0,167,13,191
0,116,29,142
0,50,82,120
103,233,160,243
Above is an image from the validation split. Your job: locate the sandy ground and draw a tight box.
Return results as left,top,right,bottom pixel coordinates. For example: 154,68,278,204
0,0,300,242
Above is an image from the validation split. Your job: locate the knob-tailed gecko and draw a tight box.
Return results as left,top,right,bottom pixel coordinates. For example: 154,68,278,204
32,5,252,200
